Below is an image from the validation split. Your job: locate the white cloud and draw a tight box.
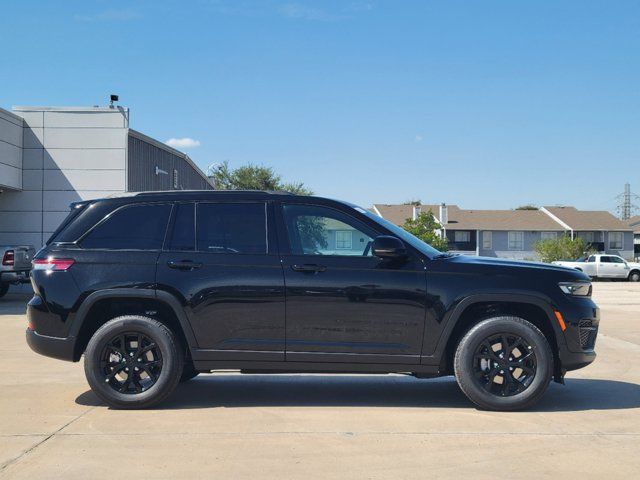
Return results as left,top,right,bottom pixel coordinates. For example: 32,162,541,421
414,134,424,143
74,9,140,22
165,137,201,149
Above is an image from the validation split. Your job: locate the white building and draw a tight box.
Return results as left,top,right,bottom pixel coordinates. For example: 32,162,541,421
0,104,213,248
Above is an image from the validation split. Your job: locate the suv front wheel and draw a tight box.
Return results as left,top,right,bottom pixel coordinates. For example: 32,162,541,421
84,316,184,409
454,316,553,411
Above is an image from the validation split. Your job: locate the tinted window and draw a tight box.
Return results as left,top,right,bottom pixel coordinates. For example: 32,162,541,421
610,256,625,263
81,204,171,250
600,256,611,263
282,204,375,256
167,203,195,251
197,203,267,254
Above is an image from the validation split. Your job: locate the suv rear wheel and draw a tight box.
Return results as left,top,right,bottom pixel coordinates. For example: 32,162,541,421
629,270,640,282
454,316,553,411
84,315,184,409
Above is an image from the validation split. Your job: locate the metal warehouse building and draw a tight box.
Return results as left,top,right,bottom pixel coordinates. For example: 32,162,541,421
0,104,213,248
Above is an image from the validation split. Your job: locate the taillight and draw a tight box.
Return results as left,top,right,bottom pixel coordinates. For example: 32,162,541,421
32,258,75,271
2,250,14,266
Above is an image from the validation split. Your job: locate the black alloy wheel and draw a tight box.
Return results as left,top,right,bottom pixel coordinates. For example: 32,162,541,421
454,316,553,411
84,316,183,409
472,333,537,397
100,332,163,394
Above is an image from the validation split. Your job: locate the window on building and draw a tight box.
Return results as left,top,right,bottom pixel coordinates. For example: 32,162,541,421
540,231,557,241
508,231,524,250
454,231,471,243
335,230,353,250
609,232,623,250
81,204,172,250
196,203,267,254
282,204,374,256
580,232,595,243
173,169,179,189
482,231,492,250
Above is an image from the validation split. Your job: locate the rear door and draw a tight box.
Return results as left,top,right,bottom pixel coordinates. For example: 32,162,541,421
597,256,616,277
156,201,285,362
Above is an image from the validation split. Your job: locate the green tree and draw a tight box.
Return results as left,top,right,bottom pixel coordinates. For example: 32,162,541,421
402,211,448,251
534,235,595,263
210,161,324,248
210,161,312,195
515,205,538,210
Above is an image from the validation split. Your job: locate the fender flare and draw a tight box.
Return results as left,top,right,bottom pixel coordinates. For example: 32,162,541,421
69,288,198,354
426,292,564,362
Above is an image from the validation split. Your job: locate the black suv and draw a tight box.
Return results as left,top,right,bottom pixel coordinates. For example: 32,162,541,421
26,191,598,410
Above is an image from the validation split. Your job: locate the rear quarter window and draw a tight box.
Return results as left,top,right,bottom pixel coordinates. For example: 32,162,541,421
80,203,172,250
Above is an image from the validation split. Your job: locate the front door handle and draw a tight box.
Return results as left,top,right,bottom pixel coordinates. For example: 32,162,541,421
291,264,327,273
167,260,203,271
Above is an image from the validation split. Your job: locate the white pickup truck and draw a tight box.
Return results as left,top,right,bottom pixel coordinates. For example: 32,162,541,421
553,254,640,282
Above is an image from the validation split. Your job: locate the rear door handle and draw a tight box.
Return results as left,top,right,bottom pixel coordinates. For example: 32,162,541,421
291,264,327,273
167,260,202,271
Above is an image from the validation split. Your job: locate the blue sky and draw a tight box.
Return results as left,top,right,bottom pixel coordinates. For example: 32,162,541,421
1,1,638,212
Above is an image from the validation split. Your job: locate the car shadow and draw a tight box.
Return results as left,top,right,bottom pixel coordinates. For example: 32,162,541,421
75,375,640,412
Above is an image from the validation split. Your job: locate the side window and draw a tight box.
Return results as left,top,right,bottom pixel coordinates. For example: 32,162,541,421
587,256,596,263
81,204,171,250
197,203,267,254
599,256,611,263
282,204,375,256
167,203,195,251
610,256,625,264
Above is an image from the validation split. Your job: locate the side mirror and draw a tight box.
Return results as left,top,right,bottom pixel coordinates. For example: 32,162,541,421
372,236,407,259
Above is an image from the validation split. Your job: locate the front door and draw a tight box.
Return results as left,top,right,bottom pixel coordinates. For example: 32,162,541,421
278,203,427,364
156,201,285,362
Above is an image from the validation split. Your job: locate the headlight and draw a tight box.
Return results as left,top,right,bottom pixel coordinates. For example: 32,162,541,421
558,282,592,297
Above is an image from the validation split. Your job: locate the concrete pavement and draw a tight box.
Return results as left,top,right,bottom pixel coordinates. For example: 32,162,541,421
1,283,640,479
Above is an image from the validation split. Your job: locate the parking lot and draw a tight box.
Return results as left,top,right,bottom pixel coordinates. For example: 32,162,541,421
1,283,639,479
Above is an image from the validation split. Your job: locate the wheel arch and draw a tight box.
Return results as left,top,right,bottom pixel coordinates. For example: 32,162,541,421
70,289,197,361
434,294,562,377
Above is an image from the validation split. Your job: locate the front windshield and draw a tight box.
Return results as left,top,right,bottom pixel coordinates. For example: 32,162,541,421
355,207,443,258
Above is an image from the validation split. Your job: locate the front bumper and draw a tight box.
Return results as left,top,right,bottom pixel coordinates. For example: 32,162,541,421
26,328,76,361
0,270,31,284
558,348,596,372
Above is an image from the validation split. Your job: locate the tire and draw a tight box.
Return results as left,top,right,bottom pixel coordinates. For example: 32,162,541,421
629,270,640,282
180,362,200,382
454,316,553,411
84,315,184,409
0,283,8,299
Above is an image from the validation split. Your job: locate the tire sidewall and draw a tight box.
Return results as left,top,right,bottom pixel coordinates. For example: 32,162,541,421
84,316,182,408
629,271,640,282
455,317,553,411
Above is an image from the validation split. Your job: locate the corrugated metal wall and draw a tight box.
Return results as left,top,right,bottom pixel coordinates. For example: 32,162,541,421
127,133,213,192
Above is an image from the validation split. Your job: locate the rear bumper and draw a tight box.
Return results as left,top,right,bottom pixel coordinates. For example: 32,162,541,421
26,329,76,362
0,270,31,284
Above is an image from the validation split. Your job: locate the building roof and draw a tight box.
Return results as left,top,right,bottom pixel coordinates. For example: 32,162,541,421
373,204,564,231
372,204,459,226
543,206,633,231
628,215,640,226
